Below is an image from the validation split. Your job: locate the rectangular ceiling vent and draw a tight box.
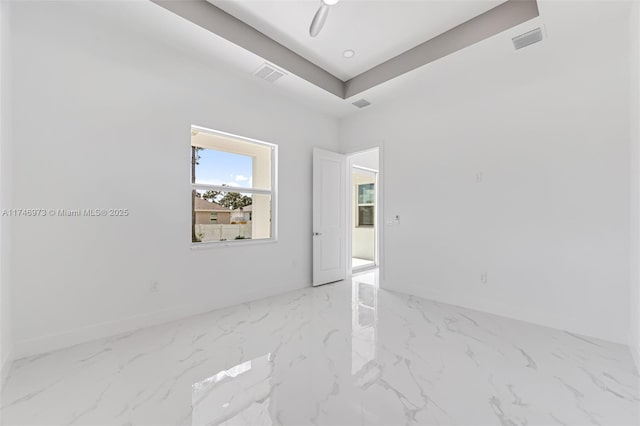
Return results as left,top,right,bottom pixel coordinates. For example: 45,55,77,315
352,99,371,109
512,27,543,50
254,63,286,83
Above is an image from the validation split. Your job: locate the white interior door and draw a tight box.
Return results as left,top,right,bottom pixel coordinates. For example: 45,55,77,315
313,148,346,286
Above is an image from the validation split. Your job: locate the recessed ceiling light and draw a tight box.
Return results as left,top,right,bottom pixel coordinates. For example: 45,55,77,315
323,0,339,5
343,49,355,59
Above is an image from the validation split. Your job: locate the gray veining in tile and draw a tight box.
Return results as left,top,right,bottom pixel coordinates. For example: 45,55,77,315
1,270,638,425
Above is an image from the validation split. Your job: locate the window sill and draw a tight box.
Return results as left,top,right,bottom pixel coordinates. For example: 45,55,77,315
190,238,277,250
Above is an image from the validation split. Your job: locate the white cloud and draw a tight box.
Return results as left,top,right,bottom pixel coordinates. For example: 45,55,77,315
196,176,251,189
197,178,223,186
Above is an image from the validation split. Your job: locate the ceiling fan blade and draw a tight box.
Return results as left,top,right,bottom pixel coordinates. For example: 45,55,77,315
309,4,330,37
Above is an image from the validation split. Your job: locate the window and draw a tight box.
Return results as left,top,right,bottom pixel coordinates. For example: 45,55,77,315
191,126,277,244
357,183,374,227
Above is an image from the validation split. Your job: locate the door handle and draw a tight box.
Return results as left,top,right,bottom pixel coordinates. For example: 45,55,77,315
313,232,323,236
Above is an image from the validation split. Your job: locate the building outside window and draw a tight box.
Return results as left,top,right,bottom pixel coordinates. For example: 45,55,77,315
191,126,277,244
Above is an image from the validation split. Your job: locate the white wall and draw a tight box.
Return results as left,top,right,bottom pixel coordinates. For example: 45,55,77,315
351,150,379,171
629,1,640,371
0,0,13,379
5,0,637,361
9,1,339,358
340,2,632,344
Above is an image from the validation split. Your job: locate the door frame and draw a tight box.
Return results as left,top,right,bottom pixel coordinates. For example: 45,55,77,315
346,147,382,278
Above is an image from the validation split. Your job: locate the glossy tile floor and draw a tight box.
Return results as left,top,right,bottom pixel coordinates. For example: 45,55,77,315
352,258,375,269
1,271,639,425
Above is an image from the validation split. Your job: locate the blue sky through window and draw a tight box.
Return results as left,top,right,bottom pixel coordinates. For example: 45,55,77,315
194,148,253,188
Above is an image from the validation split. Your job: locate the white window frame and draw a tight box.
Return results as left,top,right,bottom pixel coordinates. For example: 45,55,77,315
190,125,278,249
356,182,375,227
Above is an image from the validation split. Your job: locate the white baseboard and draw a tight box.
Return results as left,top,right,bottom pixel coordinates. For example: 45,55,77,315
13,301,240,359
385,282,628,346
13,304,212,360
13,281,308,360
12,279,632,363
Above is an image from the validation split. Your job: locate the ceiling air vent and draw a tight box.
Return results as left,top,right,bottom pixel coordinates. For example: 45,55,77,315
254,63,286,83
352,99,371,109
512,27,543,50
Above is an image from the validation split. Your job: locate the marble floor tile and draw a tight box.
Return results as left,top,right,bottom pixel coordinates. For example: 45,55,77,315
1,270,638,425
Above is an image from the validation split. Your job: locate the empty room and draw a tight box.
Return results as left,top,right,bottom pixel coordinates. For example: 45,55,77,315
0,0,639,424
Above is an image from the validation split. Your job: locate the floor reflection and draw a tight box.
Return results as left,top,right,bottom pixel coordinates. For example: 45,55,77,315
351,273,378,376
3,268,638,425
192,354,273,425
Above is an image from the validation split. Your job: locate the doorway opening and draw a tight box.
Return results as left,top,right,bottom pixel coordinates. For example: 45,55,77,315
348,148,379,273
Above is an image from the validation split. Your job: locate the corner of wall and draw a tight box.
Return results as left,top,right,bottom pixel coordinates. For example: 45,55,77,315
0,0,14,383
629,0,640,375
